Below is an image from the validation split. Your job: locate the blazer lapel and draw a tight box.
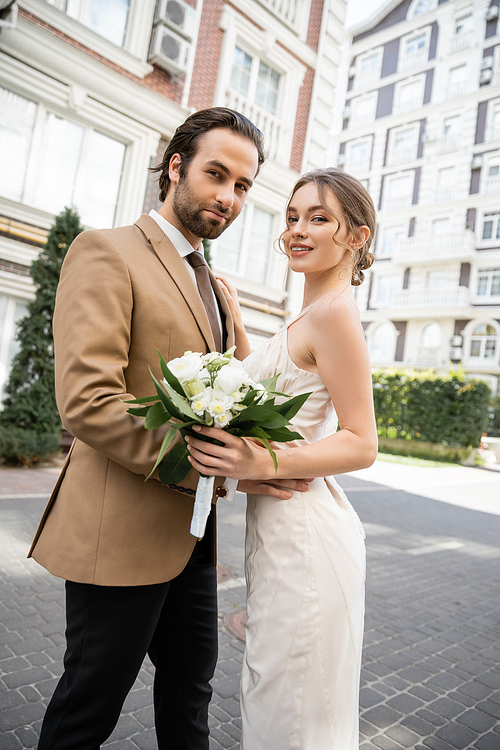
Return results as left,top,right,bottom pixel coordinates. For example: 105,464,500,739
135,214,215,351
208,267,235,350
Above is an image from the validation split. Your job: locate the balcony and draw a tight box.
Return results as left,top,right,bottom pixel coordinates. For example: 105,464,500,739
395,97,422,115
484,176,500,195
387,146,418,166
417,346,440,364
224,89,291,165
439,135,460,154
487,127,500,143
345,157,371,176
355,69,380,88
259,0,303,30
435,186,456,202
400,49,427,71
391,287,470,309
449,32,472,54
446,82,467,100
383,194,413,212
393,230,476,264
349,112,375,129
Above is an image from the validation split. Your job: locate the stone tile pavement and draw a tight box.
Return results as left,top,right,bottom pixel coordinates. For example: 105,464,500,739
0,461,499,749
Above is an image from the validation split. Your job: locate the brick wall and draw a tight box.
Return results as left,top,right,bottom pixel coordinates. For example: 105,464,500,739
307,0,324,51
290,67,314,172
188,0,224,109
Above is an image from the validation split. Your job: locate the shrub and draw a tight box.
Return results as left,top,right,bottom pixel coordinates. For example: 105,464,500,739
0,426,60,466
372,369,491,449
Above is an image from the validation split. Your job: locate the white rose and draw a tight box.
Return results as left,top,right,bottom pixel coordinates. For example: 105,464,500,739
183,378,206,398
167,353,203,382
216,364,248,395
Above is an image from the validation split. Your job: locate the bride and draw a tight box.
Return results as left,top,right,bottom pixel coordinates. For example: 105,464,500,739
186,168,378,749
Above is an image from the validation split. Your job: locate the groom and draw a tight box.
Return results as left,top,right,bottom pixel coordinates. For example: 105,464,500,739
29,107,310,749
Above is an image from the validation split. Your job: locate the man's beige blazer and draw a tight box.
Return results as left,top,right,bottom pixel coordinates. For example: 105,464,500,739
28,214,234,586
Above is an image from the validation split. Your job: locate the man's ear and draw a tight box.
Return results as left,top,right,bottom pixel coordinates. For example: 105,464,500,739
169,154,182,186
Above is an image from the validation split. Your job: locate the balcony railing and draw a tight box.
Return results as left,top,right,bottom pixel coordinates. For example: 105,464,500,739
387,146,417,166
418,346,440,364
487,127,500,143
393,231,476,264
400,49,427,71
383,194,413,212
258,0,302,29
355,69,380,88
345,157,371,175
449,32,472,54
446,82,467,100
485,176,500,195
435,186,456,202
392,287,470,308
395,97,422,115
349,112,375,129
224,89,291,165
439,135,460,154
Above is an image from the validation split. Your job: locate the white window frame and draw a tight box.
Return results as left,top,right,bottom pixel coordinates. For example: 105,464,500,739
216,7,306,166
378,224,406,259
436,166,456,202
487,99,500,143
367,320,398,363
480,212,500,244
374,273,401,306
395,76,424,114
463,320,500,365
19,0,155,77
350,93,377,128
447,63,468,100
409,0,437,19
400,27,430,70
229,46,281,116
345,136,372,174
388,123,419,165
357,49,382,86
483,155,500,195
384,172,414,211
475,268,500,302
212,202,280,290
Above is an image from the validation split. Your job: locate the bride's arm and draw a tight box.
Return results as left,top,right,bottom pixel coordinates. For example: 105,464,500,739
186,295,378,479
215,275,252,360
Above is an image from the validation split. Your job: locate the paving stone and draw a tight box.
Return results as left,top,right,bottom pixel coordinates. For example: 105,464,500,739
360,687,386,708
385,724,421,748
476,699,500,719
372,735,404,750
427,696,468,720
456,707,497,733
435,721,479,749
386,692,424,713
473,733,500,750
362,704,403,729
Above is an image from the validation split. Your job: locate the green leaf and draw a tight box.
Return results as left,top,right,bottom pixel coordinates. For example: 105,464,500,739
146,427,178,479
247,426,278,474
161,379,198,420
123,395,160,405
158,351,185,396
239,388,260,407
126,405,154,418
150,369,184,421
158,443,191,485
258,413,291,429
274,392,312,420
265,427,304,442
144,401,171,430
260,375,279,392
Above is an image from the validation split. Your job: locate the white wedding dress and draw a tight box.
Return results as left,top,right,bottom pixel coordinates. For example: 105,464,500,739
240,319,366,750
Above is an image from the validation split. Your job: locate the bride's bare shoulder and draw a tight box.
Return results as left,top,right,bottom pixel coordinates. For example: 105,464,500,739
309,293,360,325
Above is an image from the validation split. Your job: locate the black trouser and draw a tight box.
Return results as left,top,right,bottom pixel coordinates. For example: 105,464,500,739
37,520,218,750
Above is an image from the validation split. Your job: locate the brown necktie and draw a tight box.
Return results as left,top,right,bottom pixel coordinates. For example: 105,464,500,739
186,251,222,353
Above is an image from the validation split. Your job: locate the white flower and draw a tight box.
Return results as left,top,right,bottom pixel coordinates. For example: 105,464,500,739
216,364,248,395
207,391,235,419
183,378,206,398
167,353,203,382
213,411,231,428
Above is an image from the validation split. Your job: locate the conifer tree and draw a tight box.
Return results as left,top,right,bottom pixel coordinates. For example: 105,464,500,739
0,207,84,436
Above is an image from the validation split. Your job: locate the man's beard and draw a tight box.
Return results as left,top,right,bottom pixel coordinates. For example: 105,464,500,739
172,175,233,240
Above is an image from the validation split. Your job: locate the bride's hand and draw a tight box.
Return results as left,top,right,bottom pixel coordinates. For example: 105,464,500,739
185,425,275,480
215,275,244,327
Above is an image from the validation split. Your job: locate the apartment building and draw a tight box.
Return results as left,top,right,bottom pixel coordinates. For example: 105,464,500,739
0,0,345,405
331,0,500,394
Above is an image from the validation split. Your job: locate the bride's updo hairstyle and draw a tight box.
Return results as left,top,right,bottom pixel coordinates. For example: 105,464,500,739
283,168,377,286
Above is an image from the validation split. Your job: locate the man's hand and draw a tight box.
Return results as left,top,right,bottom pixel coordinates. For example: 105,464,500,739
237,478,313,500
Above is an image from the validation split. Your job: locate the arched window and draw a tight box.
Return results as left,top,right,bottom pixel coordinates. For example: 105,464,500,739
420,323,441,363
371,323,396,363
469,324,498,361
409,0,437,19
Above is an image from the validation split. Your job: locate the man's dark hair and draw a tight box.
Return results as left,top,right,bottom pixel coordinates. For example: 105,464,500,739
151,107,266,202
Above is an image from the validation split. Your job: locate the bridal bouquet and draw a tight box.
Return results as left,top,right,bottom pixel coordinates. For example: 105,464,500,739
125,347,311,538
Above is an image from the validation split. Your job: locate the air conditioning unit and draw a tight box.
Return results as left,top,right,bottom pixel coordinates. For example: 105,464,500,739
154,0,198,41
480,68,493,84
486,5,499,21
342,106,351,119
471,154,483,169
149,24,191,76
481,56,494,70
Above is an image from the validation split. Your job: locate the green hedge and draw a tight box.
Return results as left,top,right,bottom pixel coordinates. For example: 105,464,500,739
373,369,491,449
489,397,500,438
0,426,61,466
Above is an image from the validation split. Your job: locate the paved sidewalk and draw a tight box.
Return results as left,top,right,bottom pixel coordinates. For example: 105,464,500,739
0,461,499,749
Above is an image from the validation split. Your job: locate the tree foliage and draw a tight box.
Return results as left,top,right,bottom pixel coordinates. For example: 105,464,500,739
0,207,84,437
372,368,492,449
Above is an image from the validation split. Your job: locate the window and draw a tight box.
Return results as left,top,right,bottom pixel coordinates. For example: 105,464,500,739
351,95,376,126
230,47,280,114
485,158,500,194
441,115,460,152
443,117,460,137
491,102,500,140
436,167,455,200
390,126,417,164
347,140,371,172
469,324,498,360
406,33,426,56
432,218,450,236
420,323,441,363
46,0,130,47
371,323,396,362
0,86,125,227
477,269,500,298
455,14,472,35
379,225,405,258
213,203,276,286
410,0,437,18
397,79,422,112
448,65,467,98
361,53,379,75
394,129,415,150
482,213,500,240
385,174,412,210
376,274,400,304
